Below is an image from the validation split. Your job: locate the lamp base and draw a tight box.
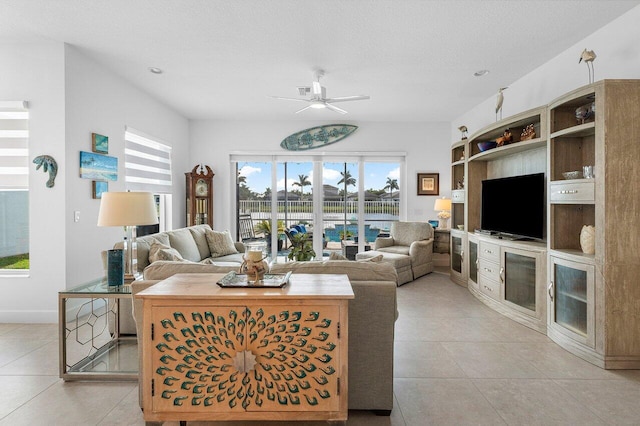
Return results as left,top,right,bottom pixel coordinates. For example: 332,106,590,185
438,218,449,230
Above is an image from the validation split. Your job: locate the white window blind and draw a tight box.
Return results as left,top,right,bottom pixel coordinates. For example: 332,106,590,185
124,126,172,193
0,101,29,190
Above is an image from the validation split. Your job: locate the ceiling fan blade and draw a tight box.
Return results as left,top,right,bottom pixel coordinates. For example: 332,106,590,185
268,96,310,102
325,95,370,103
295,105,314,114
325,103,348,114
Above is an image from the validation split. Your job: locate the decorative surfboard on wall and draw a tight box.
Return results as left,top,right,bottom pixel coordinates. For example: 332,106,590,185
280,124,357,151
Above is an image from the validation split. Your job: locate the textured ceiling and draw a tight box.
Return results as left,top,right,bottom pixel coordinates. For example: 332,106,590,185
1,0,639,121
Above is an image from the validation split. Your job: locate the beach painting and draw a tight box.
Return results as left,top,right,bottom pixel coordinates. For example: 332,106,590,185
80,151,118,181
92,133,109,153
92,181,108,199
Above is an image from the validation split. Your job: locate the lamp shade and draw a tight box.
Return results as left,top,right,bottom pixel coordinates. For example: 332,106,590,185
433,198,452,212
97,192,159,226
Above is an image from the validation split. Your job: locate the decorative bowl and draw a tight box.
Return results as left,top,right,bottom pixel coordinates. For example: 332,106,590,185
562,171,581,180
457,225,464,230
477,141,498,152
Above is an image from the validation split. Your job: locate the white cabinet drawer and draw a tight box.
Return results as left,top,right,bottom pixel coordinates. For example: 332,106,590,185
451,189,465,203
478,258,501,282
479,241,500,264
550,181,594,203
479,275,500,301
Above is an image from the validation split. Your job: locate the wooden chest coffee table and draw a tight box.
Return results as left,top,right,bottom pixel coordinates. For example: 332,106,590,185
137,272,353,425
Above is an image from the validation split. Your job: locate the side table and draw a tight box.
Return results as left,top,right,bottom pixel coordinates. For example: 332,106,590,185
342,240,371,260
58,278,138,381
433,229,450,254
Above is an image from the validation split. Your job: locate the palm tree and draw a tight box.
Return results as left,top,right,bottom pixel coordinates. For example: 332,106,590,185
384,177,399,200
337,170,356,188
338,169,356,201
292,174,311,199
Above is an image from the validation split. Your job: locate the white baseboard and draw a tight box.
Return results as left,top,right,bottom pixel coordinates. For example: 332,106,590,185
0,310,58,323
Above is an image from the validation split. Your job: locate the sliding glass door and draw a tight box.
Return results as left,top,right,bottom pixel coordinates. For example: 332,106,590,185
235,156,402,261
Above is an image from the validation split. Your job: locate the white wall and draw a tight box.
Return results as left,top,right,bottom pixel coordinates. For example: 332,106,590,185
0,43,189,322
64,44,190,290
189,120,451,232
0,42,66,322
453,4,640,136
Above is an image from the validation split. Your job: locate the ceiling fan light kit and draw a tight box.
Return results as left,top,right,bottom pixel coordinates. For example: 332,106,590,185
270,69,370,114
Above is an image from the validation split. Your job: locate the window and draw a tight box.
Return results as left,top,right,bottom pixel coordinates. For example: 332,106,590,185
232,153,404,260
124,126,173,232
0,101,29,272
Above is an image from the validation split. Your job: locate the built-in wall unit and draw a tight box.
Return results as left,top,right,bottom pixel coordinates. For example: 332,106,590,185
449,140,466,286
450,79,640,368
546,80,640,368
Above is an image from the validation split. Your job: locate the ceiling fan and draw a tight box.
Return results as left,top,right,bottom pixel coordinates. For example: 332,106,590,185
269,69,370,114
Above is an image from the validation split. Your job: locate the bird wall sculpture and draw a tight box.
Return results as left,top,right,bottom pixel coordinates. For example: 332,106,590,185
496,87,508,121
579,49,597,84
458,125,468,140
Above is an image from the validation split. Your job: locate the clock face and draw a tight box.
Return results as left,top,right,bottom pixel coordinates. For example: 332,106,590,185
195,179,208,196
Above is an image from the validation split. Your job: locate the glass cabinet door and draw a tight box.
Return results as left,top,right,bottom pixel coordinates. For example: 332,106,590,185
503,250,537,313
468,239,478,288
451,235,463,274
549,256,595,347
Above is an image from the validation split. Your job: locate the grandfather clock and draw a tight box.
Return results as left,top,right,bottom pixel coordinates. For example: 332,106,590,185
185,164,214,228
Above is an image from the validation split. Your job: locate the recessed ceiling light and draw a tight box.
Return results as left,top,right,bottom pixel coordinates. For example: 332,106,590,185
148,67,163,74
474,69,490,77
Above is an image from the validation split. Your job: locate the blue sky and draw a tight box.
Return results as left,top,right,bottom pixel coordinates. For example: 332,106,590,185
239,162,400,195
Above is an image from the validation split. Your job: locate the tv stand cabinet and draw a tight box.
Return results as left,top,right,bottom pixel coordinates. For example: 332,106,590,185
470,234,547,333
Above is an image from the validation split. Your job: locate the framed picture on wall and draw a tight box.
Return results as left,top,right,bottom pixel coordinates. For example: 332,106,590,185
92,181,108,199
417,173,439,196
92,133,109,154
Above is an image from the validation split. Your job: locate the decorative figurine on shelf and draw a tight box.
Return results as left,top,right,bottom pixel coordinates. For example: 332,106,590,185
579,48,597,84
575,103,595,124
458,125,468,140
520,124,536,141
495,128,513,146
456,179,464,190
495,87,508,121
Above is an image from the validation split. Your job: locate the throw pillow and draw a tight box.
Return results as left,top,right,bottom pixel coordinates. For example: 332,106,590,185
329,252,349,261
206,229,239,258
148,242,186,263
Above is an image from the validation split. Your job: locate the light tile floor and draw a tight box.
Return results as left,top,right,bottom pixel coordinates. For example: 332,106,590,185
1,271,640,425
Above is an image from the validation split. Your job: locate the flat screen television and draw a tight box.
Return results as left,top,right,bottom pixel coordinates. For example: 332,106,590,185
481,173,545,240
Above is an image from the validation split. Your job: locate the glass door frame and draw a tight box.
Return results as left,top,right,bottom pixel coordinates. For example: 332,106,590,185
231,152,406,261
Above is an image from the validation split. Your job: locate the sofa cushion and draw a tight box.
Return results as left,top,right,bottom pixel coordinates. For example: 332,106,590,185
270,260,397,283
188,224,213,260
206,229,239,257
378,245,410,256
142,260,240,280
148,242,187,263
329,252,383,262
167,228,202,262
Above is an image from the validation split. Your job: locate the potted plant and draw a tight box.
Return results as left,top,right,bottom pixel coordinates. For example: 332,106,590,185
338,229,354,241
287,232,316,261
254,219,285,251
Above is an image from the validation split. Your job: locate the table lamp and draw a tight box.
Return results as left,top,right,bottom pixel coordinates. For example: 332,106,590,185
97,191,158,281
433,197,452,229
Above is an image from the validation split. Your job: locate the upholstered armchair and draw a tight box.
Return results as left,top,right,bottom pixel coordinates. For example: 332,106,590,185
374,221,434,281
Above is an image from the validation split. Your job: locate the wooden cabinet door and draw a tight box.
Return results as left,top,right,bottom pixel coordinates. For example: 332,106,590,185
149,305,247,413
244,305,342,413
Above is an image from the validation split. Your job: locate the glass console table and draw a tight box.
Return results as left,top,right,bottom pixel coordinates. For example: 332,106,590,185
58,278,138,381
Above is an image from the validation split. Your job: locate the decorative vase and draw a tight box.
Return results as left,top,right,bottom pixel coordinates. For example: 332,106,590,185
580,225,595,255
107,249,124,286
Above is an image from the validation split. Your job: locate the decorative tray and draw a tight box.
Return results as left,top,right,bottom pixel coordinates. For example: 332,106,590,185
216,271,292,288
